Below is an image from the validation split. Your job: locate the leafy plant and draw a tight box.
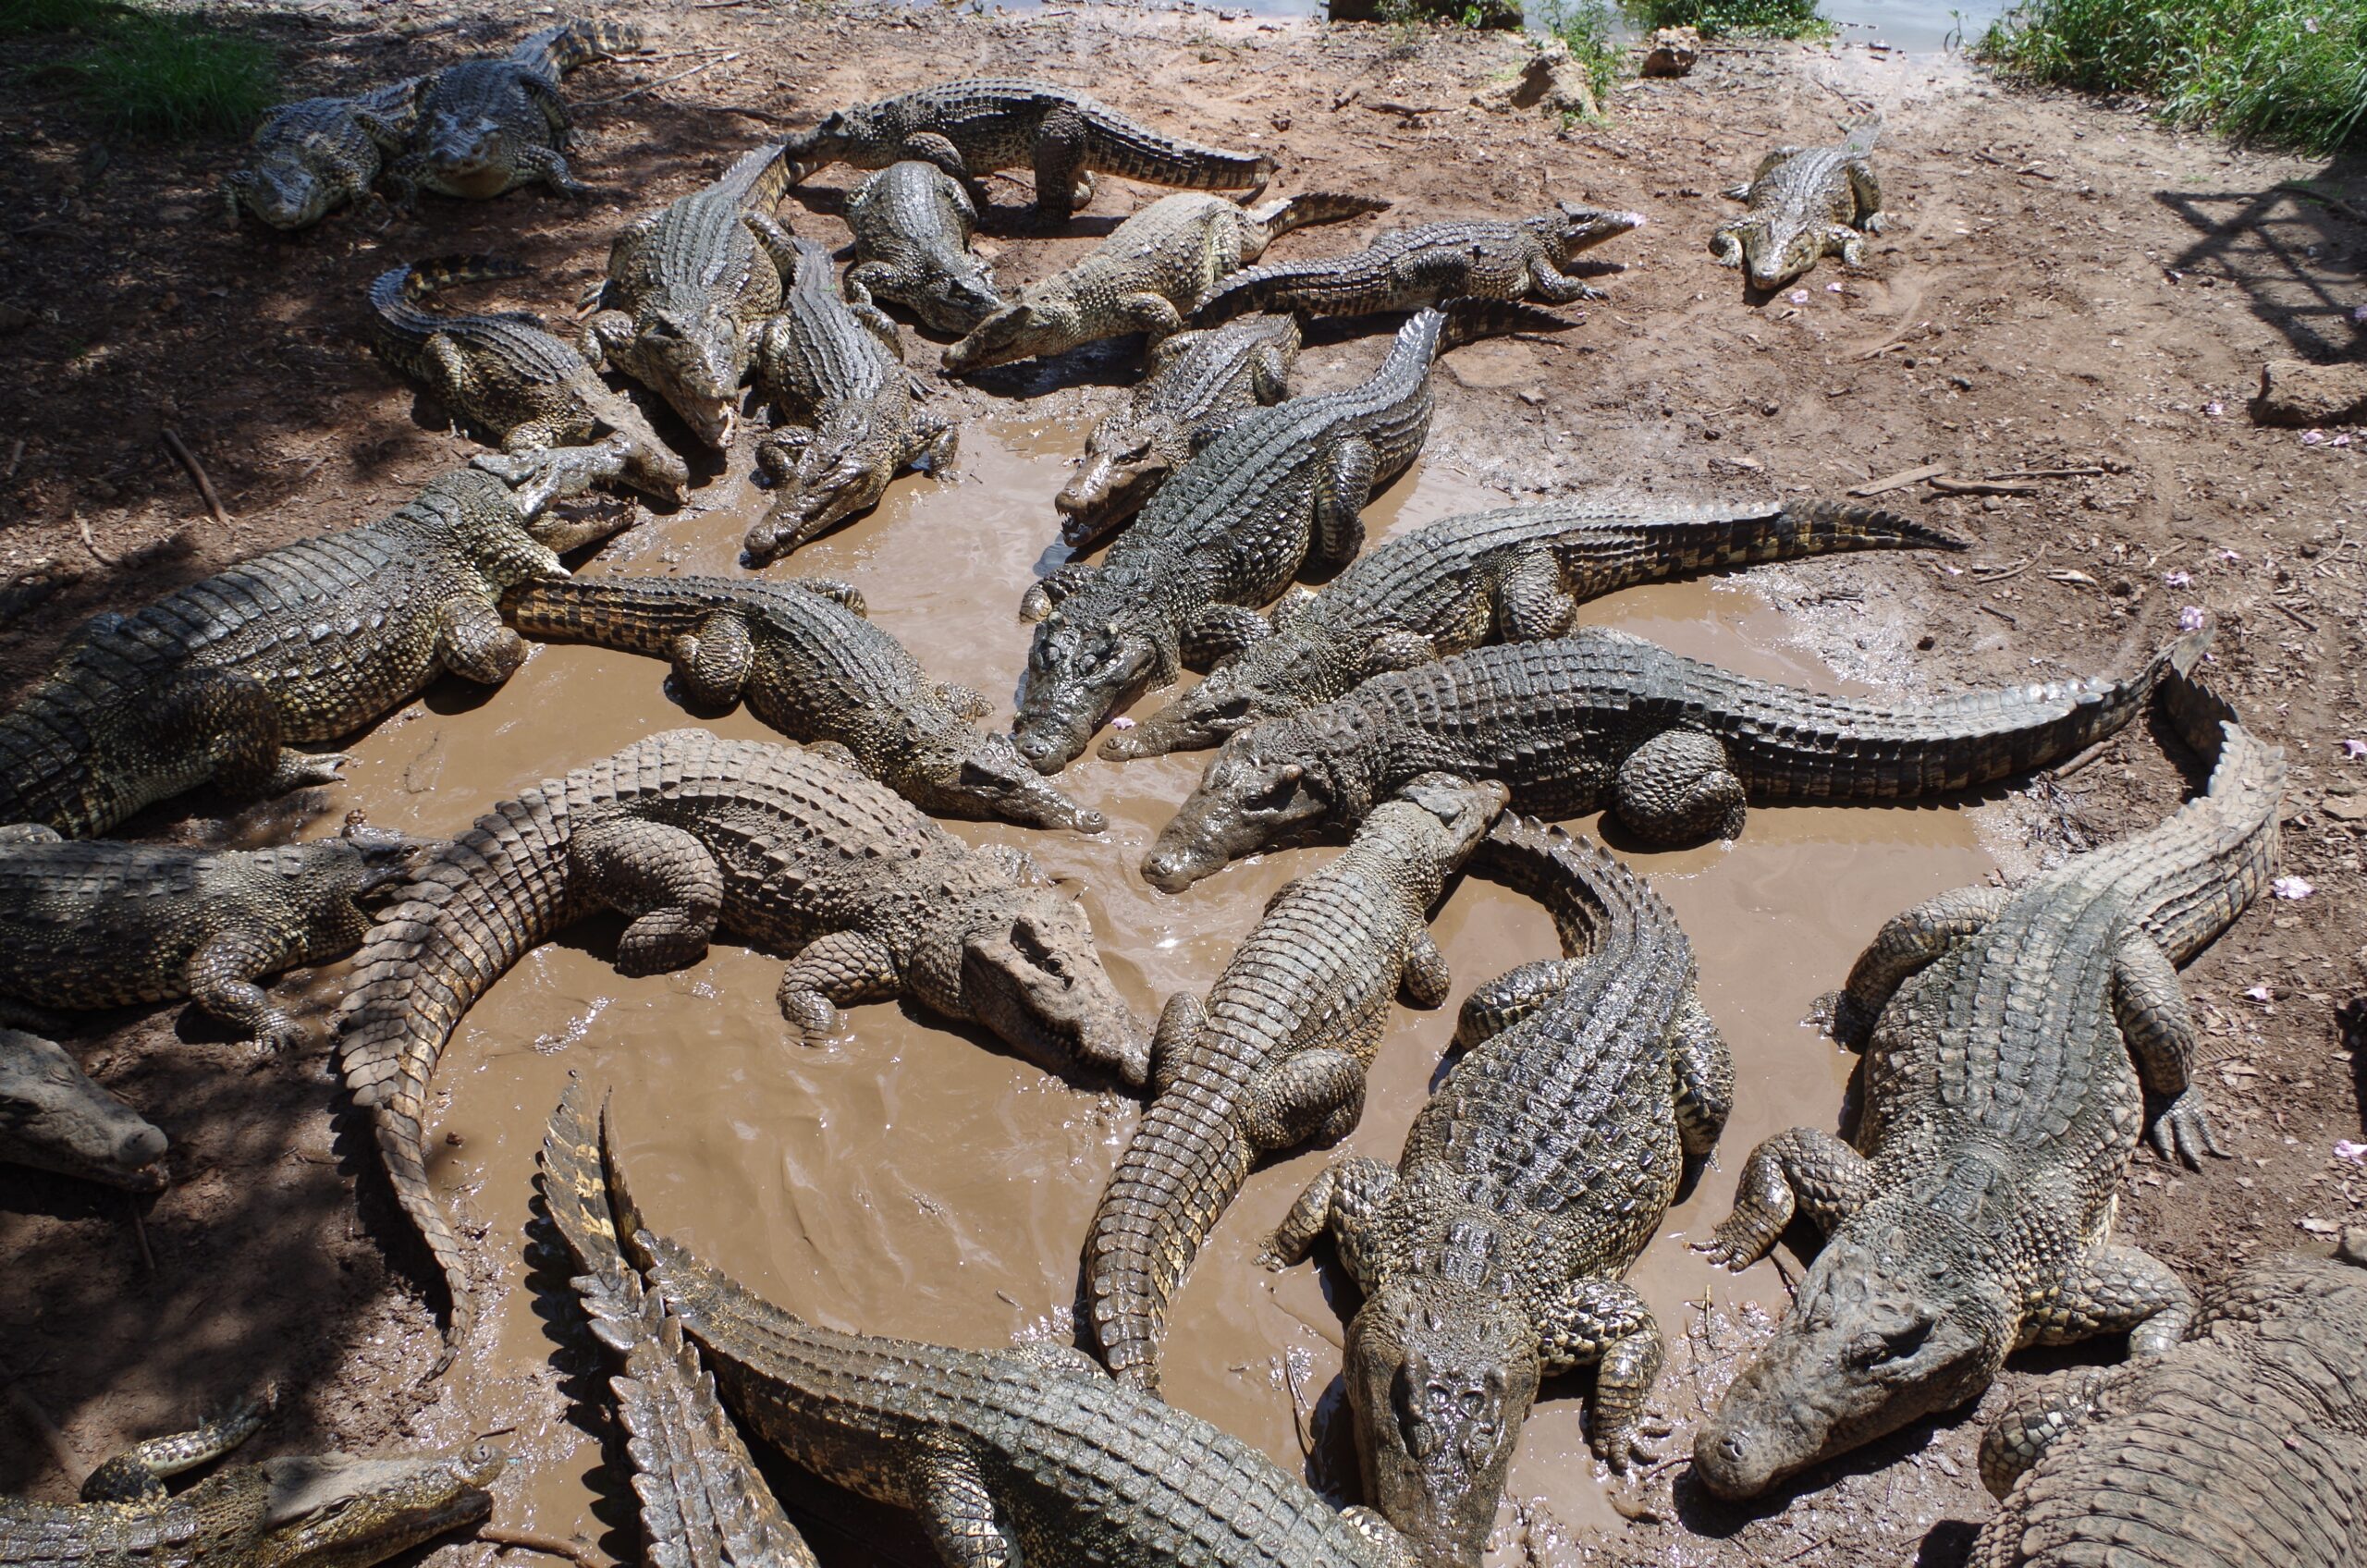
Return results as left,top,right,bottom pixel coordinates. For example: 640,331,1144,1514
1621,0,1830,42
1534,0,1625,101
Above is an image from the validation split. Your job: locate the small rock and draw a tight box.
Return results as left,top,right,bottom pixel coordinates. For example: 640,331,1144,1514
2253,359,2367,427
1640,25,1699,76
1470,37,1598,117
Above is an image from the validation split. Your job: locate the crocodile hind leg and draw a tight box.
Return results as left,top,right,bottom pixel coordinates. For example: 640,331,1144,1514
1454,958,1588,1050
776,928,900,1040
1178,604,1273,671
2113,931,2225,1167
1240,1048,1371,1150
1612,729,1747,843
935,682,992,722
1698,1127,1873,1269
433,594,534,685
1537,1276,1662,1468
1029,108,1097,219
909,1433,1019,1567
77,1390,272,1503
185,925,304,1049
1834,884,2014,1045
1399,929,1452,1008
1527,259,1608,305
1491,546,1577,641
569,818,724,975
668,612,754,709
1976,1362,2128,1499
1260,1155,1397,1281
1309,436,1379,571
1670,992,1735,1158
1709,221,1750,267
2024,1241,2195,1357
1847,159,1885,231
152,669,342,800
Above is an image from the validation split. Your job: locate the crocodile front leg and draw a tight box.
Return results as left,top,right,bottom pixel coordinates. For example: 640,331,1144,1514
1030,108,1096,219
1826,225,1870,267
433,595,533,684
1019,562,1098,623
1538,1276,1662,1469
581,308,638,374
2024,1240,2195,1358
777,928,901,1040
1834,884,2014,1044
1670,994,1735,1158
1975,1362,2128,1499
1310,436,1379,572
1261,1154,1397,1284
668,612,755,709
185,925,304,1049
1527,258,1608,304
1178,603,1272,671
2113,930,2226,1167
1612,728,1747,843
1399,929,1451,1008
513,141,589,200
570,817,725,974
909,1432,1017,1568
152,669,333,800
1454,958,1587,1049
1698,1127,1874,1269
1708,220,1753,268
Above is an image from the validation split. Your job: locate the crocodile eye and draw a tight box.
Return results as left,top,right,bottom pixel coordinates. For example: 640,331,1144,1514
1242,764,1306,814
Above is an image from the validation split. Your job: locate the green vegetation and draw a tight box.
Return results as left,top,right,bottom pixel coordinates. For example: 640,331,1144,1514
1535,0,1625,100
1620,0,1829,41
1,0,276,140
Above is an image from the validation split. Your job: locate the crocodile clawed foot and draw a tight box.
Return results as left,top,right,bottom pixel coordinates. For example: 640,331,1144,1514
2152,1089,2228,1169
270,750,351,790
1692,1222,1769,1272
252,1014,307,1053
779,991,851,1045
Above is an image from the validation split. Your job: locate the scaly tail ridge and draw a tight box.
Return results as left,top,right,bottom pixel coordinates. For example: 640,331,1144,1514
1439,296,1579,350
514,18,642,78
1257,191,1392,241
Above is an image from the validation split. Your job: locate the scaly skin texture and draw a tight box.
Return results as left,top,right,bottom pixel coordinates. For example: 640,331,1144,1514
0,449,636,839
1013,300,1574,774
1192,202,1645,325
380,19,639,204
1110,495,1968,760
583,142,794,449
1691,668,2280,1501
844,160,1004,336
787,77,1276,224
746,238,957,564
504,574,1103,832
0,1026,168,1192
1086,775,1506,1392
940,191,1387,374
1053,313,1300,552
336,729,1145,1371
370,256,689,503
1969,1234,2367,1568
222,80,415,232
1263,817,1729,1568
1144,623,2207,892
1710,122,1884,290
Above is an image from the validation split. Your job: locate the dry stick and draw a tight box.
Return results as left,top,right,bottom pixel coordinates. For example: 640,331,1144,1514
1972,543,2048,582
2,437,23,484
1930,476,2040,497
127,1197,155,1274
477,1527,609,1568
76,516,117,568
578,52,741,109
1988,465,2111,479
160,427,231,531
3,1378,81,1477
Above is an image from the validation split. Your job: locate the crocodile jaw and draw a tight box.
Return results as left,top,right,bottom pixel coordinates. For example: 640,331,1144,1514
954,893,1148,1087
237,163,337,230
1140,739,1331,892
256,1443,504,1560
924,732,1109,834
0,1027,169,1191
941,298,1085,375
1014,618,1159,774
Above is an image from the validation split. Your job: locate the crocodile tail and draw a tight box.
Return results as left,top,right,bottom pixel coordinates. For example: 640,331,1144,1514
1840,116,1883,155
503,578,691,660
1437,297,1580,351
370,256,534,350
1771,499,1968,556
513,18,642,77
717,141,792,210
1256,191,1393,242
1469,813,1648,961
541,1073,634,1298
1074,105,1274,194
2133,665,2287,966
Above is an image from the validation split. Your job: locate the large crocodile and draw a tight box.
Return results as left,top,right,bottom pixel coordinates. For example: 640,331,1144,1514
1143,623,2207,892
1711,121,1884,290
939,190,1386,374
787,78,1275,224
1192,202,1645,325
0,1025,168,1192
1109,495,1967,760
844,159,1005,336
337,728,1145,1370
504,573,1103,832
1971,1232,2367,1568
223,79,417,231
1013,300,1573,773
1263,815,1728,1568
0,447,635,839
1690,669,2280,1500
379,19,640,204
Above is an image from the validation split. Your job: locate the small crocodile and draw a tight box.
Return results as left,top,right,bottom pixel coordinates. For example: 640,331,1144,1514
940,190,1386,374
583,141,794,449
1143,623,2206,891
1691,668,2279,1500
370,256,689,504
1971,1233,2367,1568
504,573,1104,832
1054,313,1301,552
1086,773,1505,1392
1711,121,1885,290
0,448,636,839
1110,496,1967,760
745,237,957,565
787,77,1276,224
1263,816,1728,1568
0,1025,168,1192
1193,202,1645,325
1014,300,1573,774
337,729,1145,1369
844,159,1005,336
381,19,639,204
223,79,416,231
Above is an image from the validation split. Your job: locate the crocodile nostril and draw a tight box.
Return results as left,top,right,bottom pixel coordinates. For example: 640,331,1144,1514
120,1126,168,1166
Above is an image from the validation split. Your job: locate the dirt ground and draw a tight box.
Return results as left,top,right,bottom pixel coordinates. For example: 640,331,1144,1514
1,3,2363,1565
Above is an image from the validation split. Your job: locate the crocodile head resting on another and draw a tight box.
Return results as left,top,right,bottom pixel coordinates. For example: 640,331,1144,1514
920,883,1149,1088
1141,722,1342,891
251,1441,506,1561
1013,609,1166,774
611,305,744,449
227,159,341,232
0,1027,169,1191
914,729,1110,836
940,294,1098,376
744,407,905,566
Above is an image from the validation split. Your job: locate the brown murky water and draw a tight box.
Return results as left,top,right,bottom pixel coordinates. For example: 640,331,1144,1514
325,413,1994,1562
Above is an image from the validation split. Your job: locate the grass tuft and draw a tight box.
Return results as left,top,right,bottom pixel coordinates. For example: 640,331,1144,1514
3,0,276,140
1535,0,1626,101
1621,0,1830,41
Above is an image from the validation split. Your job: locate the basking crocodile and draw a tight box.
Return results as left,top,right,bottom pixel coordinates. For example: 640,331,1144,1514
370,256,690,504
844,159,1004,335
1013,300,1573,773
504,573,1103,832
1088,773,1504,1391
1711,121,1884,290
337,729,1145,1369
223,79,416,231
1263,816,1728,1568
0,447,636,839
1690,669,2279,1500
380,19,640,204
1143,623,2206,891
787,77,1276,224
583,142,794,449
1110,496,1967,760
1193,202,1645,325
1054,313,1301,552
1971,1233,2367,1568
745,237,956,564
0,1026,168,1192
940,190,1386,374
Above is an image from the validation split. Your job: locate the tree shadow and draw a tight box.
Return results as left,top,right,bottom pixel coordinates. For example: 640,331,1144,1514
2154,151,2367,361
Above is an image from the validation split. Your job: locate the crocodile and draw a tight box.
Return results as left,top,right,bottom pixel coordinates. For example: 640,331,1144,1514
1108,496,1968,760
1085,773,1505,1392
336,728,1145,1369
844,160,1005,336
744,237,957,565
786,77,1276,224
1013,300,1574,774
1142,622,2208,892
1710,121,1885,291
370,256,690,504
582,141,794,449
939,190,1387,374
379,19,639,204
0,447,637,839
223,79,417,232
504,573,1104,832
1970,1232,2367,1568
0,1025,168,1192
1690,668,2280,1501
1053,313,1301,552
1192,202,1646,325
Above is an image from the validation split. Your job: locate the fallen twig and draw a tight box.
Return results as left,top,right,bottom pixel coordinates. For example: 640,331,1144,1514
128,1197,155,1274
477,1528,608,1568
1972,545,2045,581
1988,465,2112,480
77,515,117,568
635,44,738,61
578,52,741,108
1931,476,2040,497
2276,181,2367,226
2265,597,2318,633
1847,461,1947,497
2050,736,2115,780
1979,601,2020,628
1364,100,1444,118
161,427,232,531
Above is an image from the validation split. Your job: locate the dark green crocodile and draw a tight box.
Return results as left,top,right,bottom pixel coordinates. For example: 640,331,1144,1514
1012,300,1574,774
1143,623,2208,891
1085,773,1505,1392
1109,495,1967,760
1710,121,1885,290
223,79,417,232
844,159,1005,336
504,573,1104,832
337,728,1145,1371
380,19,641,204
0,1025,168,1192
1691,668,2280,1500
1263,815,1728,1568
